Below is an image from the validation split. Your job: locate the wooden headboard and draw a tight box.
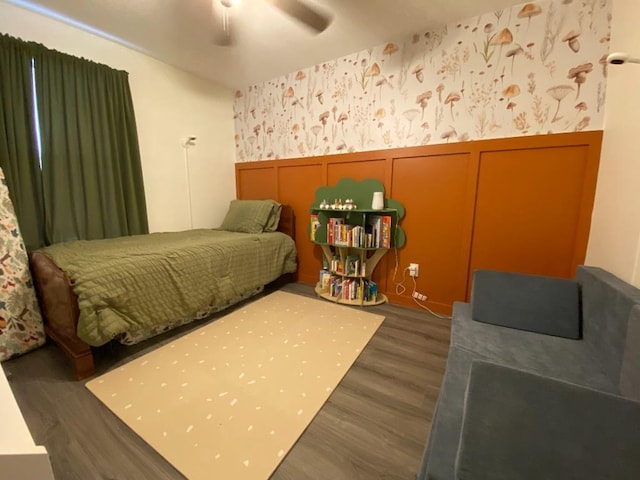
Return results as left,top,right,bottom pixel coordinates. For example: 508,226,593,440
277,204,295,240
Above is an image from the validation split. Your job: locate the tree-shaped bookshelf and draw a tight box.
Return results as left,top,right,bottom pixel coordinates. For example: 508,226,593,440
310,178,405,306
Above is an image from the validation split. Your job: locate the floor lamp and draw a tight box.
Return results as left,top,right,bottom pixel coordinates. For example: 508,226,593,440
182,136,197,229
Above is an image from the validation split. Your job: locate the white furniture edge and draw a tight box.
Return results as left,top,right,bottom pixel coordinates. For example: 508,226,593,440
0,366,55,480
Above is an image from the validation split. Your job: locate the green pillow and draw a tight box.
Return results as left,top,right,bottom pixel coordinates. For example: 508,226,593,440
264,202,282,232
219,200,280,233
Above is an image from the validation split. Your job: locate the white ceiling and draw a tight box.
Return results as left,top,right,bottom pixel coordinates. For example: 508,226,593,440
9,0,527,89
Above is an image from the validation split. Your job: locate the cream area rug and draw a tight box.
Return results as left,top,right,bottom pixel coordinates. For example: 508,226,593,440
86,291,384,480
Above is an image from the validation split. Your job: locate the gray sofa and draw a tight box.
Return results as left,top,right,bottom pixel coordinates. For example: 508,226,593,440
417,265,640,479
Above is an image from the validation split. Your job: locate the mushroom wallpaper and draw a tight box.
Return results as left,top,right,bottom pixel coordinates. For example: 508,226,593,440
233,0,611,162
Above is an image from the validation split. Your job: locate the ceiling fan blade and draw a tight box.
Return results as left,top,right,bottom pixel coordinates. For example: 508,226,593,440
213,26,234,46
267,0,332,33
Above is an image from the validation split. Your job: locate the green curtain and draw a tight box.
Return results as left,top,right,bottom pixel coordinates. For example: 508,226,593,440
0,34,45,250
33,46,148,243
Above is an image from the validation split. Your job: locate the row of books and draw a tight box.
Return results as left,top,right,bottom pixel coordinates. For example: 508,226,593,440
324,254,366,277
319,270,378,302
326,215,392,248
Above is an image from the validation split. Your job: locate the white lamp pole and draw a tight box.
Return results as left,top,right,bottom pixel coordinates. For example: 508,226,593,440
182,136,197,229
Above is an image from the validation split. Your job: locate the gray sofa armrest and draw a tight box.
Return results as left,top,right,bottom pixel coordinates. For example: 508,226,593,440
417,345,487,480
577,266,640,384
621,304,640,400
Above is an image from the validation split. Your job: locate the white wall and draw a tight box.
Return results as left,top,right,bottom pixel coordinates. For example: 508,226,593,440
0,1,237,233
586,0,640,287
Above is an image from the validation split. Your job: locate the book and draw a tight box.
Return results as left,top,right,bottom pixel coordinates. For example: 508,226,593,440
366,215,392,248
350,225,364,247
329,275,343,297
319,269,331,291
345,254,360,276
381,215,392,248
368,280,378,302
367,215,383,248
310,214,320,241
330,256,345,275
328,217,344,244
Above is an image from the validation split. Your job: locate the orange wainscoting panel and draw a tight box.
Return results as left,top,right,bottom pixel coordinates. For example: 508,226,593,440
236,167,278,200
468,143,600,296
327,159,389,187
276,164,324,284
387,152,478,312
235,131,603,313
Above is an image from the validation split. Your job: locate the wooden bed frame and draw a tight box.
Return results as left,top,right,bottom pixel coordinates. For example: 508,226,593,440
29,205,296,380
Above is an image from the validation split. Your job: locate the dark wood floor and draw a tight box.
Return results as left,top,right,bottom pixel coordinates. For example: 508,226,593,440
3,282,450,480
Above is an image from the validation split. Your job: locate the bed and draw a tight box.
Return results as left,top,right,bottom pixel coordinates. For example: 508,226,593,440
29,201,297,379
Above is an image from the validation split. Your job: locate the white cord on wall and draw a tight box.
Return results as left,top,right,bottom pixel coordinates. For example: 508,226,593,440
392,247,452,319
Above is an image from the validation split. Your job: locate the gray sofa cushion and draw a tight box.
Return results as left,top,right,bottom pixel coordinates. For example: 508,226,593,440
452,302,616,394
456,361,640,480
471,269,581,339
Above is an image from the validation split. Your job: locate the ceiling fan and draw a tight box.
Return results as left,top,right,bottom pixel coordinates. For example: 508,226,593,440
213,0,332,46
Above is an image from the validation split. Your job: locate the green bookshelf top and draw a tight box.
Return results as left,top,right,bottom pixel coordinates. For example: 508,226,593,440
310,178,405,248
310,207,400,214
311,178,405,217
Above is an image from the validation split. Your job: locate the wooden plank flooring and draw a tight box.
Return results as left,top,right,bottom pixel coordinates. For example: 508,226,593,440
3,282,450,480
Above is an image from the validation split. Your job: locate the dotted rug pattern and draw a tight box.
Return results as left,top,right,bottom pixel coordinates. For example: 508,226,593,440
86,291,384,480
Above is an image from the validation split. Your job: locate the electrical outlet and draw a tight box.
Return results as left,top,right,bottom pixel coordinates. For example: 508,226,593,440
409,263,419,277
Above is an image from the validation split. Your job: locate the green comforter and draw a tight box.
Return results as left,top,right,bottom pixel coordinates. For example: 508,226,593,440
39,230,297,346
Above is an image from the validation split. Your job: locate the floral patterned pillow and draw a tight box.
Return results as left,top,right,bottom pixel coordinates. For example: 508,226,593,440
0,169,45,362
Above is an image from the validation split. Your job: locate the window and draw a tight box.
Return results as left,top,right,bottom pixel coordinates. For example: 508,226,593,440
0,33,149,248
